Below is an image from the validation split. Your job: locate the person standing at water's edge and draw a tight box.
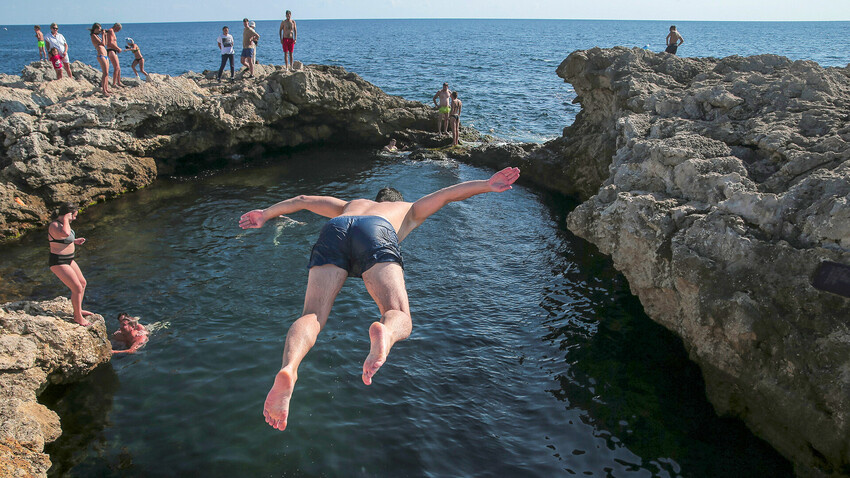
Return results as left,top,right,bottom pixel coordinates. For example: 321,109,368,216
241,18,259,78
35,26,47,61
449,91,462,146
104,23,126,88
217,26,236,83
45,23,73,79
665,25,684,55
48,203,93,327
279,10,297,71
239,166,521,431
433,82,452,135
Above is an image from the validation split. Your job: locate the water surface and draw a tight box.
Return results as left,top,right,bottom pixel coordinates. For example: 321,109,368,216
0,151,792,476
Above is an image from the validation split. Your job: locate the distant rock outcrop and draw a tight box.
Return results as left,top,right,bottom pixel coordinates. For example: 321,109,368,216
0,297,111,477
507,47,848,477
0,61,434,241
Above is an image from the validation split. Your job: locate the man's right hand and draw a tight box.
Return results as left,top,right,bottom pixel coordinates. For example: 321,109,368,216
239,209,267,229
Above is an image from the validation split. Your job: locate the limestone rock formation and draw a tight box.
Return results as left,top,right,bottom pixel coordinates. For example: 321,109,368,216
0,297,111,477
0,61,434,241
543,47,849,477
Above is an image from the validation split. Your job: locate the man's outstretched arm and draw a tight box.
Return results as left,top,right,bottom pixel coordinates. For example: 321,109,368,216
398,167,520,239
239,195,347,229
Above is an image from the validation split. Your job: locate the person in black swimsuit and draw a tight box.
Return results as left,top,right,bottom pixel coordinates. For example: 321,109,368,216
48,203,93,326
239,166,521,431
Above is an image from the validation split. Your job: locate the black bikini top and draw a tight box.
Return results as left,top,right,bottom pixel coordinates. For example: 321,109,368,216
48,228,75,244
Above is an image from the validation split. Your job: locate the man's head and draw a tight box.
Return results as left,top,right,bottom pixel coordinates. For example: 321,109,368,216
113,23,122,32
222,26,229,34
50,23,58,33
451,91,457,99
34,25,40,31
375,187,403,202
670,25,677,31
243,18,250,27
286,10,292,19
442,82,449,90
117,313,139,327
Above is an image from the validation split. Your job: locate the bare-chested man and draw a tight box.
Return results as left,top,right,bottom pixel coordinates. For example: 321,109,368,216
279,10,297,71
239,166,521,431
241,18,259,78
432,82,452,135
104,23,125,87
665,25,684,55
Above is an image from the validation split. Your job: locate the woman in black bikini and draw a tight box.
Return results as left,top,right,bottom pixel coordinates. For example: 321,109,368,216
48,203,93,326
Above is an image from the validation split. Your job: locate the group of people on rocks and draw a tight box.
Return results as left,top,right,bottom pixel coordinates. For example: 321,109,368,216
32,10,300,94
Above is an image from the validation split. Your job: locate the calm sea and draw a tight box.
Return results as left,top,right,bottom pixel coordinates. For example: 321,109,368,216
1,19,848,141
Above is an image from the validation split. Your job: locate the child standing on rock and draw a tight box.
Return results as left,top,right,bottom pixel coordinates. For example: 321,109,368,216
35,26,47,61
48,47,64,79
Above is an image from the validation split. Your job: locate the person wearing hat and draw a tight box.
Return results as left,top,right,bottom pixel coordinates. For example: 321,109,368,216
124,37,148,79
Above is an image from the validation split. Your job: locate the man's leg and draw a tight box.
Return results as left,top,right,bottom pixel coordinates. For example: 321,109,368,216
360,262,411,385
264,264,347,431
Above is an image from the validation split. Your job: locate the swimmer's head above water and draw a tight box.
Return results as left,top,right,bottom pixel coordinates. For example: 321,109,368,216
375,187,403,202
117,312,139,326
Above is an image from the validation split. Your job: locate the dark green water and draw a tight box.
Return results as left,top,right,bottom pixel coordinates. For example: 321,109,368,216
0,150,791,477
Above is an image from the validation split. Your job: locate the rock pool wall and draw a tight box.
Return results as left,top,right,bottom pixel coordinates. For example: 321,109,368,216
0,297,111,477
0,62,434,241
548,47,849,477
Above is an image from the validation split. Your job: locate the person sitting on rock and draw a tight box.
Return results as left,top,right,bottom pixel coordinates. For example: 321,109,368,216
112,313,148,354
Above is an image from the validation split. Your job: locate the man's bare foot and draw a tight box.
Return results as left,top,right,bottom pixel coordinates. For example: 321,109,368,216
362,322,390,385
264,369,296,431
81,310,94,317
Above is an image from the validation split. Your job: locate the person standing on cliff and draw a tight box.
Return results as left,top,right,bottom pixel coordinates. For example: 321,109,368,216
433,82,452,135
45,23,73,79
241,18,259,78
48,203,93,327
449,91,462,147
238,166,521,431
35,26,47,61
665,26,684,55
279,10,297,71
104,23,126,88
217,26,236,82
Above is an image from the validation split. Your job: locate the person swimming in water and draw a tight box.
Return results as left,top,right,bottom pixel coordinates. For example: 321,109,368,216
47,203,93,326
239,166,521,431
112,313,149,354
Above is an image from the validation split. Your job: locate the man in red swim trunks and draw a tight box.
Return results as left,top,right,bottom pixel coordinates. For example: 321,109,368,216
279,10,297,71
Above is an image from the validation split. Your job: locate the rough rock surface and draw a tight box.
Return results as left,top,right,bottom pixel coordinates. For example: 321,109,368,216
544,47,850,477
0,297,111,477
0,61,434,241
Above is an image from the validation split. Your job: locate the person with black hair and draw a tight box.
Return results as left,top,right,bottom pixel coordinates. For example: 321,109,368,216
112,313,148,354
239,166,521,431
47,203,92,326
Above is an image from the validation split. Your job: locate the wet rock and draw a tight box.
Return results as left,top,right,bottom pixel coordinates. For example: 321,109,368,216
0,297,111,477
549,47,850,477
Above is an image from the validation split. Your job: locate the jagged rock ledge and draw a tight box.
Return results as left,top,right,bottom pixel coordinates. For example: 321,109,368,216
0,297,111,477
0,61,437,241
462,47,850,477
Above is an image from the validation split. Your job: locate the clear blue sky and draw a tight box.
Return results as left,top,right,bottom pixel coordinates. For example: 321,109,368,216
2,0,849,24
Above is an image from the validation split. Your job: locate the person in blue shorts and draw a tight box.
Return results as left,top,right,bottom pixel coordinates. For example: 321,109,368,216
240,18,259,78
239,166,522,431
